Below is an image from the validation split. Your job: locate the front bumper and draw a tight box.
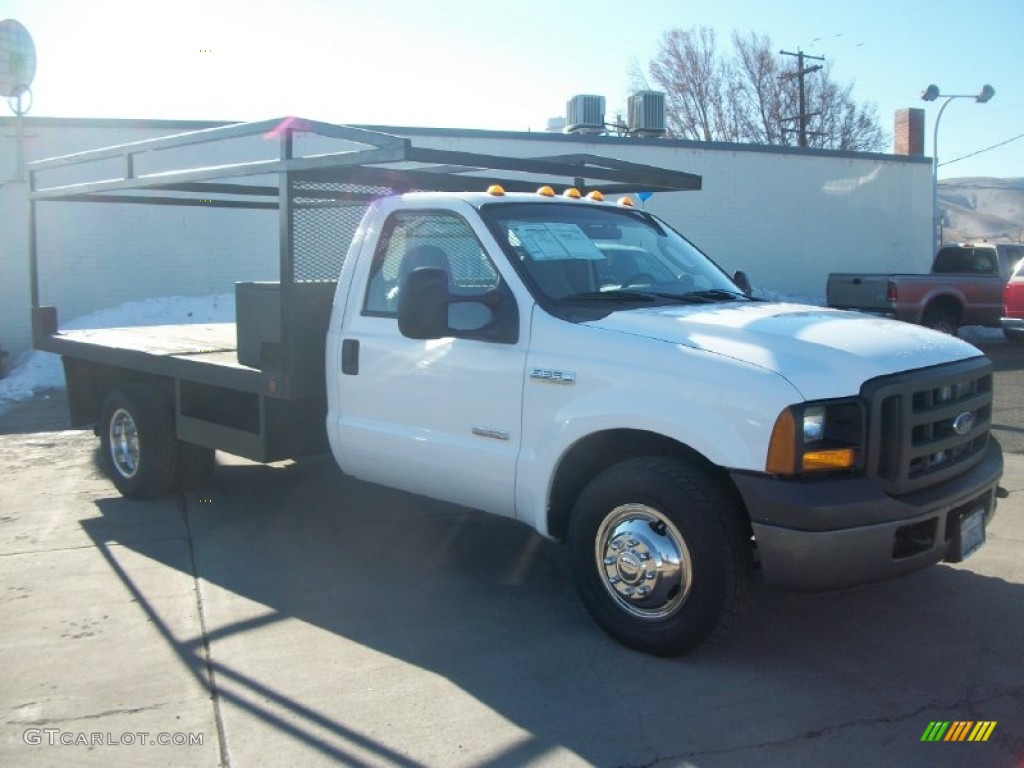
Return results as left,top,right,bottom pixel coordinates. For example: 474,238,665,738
730,438,1003,591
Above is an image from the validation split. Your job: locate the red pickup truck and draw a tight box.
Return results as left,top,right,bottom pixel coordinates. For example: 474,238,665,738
1003,257,1024,343
827,243,1024,335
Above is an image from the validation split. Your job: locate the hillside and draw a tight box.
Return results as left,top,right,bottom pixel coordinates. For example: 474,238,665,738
938,177,1024,244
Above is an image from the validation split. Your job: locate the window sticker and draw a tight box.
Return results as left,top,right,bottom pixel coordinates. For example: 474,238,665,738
509,222,605,261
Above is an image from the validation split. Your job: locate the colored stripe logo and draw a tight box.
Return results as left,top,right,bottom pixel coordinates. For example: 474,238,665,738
921,721,997,742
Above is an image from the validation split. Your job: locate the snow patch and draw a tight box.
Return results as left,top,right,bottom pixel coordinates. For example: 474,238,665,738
958,325,1006,341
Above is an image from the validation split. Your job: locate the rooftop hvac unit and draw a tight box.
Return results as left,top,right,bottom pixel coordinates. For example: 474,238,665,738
566,95,606,134
628,91,666,136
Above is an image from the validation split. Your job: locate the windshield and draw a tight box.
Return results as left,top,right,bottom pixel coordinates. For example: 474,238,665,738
480,202,744,305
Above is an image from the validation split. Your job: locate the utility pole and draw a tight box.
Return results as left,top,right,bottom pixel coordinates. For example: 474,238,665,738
779,49,824,147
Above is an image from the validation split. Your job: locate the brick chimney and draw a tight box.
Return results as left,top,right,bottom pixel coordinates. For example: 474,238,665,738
894,108,925,156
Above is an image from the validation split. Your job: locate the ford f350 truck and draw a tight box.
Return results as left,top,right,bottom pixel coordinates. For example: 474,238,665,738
28,118,1004,656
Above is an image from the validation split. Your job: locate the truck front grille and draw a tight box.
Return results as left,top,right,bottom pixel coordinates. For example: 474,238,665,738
864,358,993,495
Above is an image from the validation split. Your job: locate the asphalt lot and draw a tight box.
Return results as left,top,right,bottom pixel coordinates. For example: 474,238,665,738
1,338,1022,767
987,339,1024,454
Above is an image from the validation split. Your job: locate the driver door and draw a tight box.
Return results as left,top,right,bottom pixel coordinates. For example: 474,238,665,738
333,206,527,518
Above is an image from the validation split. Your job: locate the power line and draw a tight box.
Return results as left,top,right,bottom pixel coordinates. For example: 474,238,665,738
939,131,1024,168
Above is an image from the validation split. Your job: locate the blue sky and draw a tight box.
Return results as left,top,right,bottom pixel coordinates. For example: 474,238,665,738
3,0,1022,179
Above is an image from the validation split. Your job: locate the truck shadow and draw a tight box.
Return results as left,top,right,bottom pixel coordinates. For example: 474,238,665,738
82,458,1024,766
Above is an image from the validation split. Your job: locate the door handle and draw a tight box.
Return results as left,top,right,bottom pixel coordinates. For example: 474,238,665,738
342,339,359,375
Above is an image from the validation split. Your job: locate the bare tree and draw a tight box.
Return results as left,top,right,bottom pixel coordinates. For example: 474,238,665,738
731,32,791,145
803,67,886,151
645,28,733,142
636,27,887,152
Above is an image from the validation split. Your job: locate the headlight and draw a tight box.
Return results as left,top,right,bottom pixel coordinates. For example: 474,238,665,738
766,399,865,475
802,406,826,443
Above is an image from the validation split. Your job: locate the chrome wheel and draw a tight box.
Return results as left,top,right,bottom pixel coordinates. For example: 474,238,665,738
595,503,693,620
100,386,178,499
109,407,140,479
570,458,751,655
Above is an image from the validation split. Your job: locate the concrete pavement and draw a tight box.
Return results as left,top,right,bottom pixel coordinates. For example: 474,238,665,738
1,416,1022,767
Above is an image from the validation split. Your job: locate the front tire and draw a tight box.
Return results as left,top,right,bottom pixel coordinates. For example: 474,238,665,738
100,385,177,499
568,457,751,656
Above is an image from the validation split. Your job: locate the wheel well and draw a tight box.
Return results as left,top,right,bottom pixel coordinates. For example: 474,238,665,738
64,359,174,430
921,296,962,324
546,429,744,542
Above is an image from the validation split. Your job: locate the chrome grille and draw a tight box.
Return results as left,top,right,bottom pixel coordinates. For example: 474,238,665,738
863,358,993,495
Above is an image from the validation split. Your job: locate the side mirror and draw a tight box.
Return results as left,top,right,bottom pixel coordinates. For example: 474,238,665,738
397,267,519,343
732,270,752,297
398,267,450,339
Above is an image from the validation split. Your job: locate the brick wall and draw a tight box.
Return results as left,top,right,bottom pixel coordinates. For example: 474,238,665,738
894,108,926,157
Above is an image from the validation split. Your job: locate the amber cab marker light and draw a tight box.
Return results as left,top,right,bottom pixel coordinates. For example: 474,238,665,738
618,197,635,207
586,190,605,201
486,184,506,196
563,187,582,199
537,185,555,197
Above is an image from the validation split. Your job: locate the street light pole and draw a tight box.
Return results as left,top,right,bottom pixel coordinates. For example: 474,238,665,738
921,84,995,255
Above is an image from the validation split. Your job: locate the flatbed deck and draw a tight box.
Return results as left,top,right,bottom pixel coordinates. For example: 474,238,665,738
56,323,239,361
36,323,273,395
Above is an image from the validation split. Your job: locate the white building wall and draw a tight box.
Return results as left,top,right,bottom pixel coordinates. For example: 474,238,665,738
1,119,279,361
0,117,932,359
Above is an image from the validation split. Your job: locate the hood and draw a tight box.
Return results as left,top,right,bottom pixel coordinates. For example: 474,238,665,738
585,302,983,400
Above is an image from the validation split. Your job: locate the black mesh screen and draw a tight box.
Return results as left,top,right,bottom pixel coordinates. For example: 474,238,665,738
290,181,500,287
291,181,394,282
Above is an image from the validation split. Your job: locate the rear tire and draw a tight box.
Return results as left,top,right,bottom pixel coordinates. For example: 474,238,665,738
922,307,959,335
100,385,177,499
567,457,751,656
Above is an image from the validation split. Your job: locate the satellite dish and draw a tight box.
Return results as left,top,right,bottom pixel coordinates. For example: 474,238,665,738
0,19,37,99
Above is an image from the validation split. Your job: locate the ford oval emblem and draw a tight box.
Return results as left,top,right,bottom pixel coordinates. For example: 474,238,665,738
952,411,975,436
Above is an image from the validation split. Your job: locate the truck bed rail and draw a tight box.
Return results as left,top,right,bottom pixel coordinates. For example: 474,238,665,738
28,116,703,364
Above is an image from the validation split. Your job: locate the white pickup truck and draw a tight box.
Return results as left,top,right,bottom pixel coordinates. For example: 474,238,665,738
29,118,1004,656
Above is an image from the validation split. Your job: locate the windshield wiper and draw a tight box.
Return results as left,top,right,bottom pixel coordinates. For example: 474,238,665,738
561,290,657,302
675,289,748,302
561,288,748,305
